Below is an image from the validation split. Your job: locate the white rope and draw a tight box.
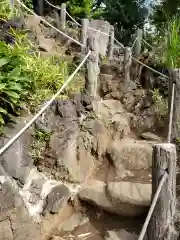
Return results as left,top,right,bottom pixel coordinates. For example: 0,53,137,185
167,83,175,143
16,0,85,47
132,57,169,79
138,172,168,240
0,50,91,156
131,37,137,50
141,37,154,49
114,38,124,48
44,0,61,11
65,10,82,27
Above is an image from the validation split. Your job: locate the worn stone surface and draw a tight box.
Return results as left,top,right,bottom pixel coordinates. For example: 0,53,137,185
0,219,13,240
57,212,89,233
107,181,151,207
0,116,34,183
105,229,139,240
78,180,147,217
38,36,55,52
0,175,40,240
20,168,70,219
141,132,163,141
107,139,153,177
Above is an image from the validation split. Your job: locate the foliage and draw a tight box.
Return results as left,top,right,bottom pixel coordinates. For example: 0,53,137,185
151,0,180,29
0,27,67,131
31,129,51,164
151,88,168,121
164,16,180,68
95,0,148,44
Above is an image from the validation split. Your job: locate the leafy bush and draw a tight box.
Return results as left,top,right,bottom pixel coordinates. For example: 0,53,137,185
151,88,168,121
0,27,68,131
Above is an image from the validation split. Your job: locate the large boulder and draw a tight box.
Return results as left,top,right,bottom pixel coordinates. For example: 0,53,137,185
107,139,153,178
0,116,34,184
78,180,148,217
20,168,70,221
105,229,140,240
107,181,151,207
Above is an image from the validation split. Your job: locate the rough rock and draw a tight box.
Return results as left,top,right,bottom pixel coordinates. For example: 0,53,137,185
141,132,163,141
93,100,125,125
107,181,151,207
0,175,40,240
20,168,70,220
107,139,153,177
38,36,55,52
0,116,34,183
78,180,147,217
0,219,13,240
105,229,139,240
57,212,89,233
51,236,65,240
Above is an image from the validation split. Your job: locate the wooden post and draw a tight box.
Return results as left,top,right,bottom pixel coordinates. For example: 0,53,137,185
81,19,89,54
133,28,143,58
147,143,177,240
61,3,66,30
9,0,14,9
85,36,100,97
168,69,180,142
38,0,44,16
123,47,132,83
108,25,114,60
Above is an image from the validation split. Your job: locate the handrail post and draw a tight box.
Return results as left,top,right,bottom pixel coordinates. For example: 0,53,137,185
81,18,89,54
147,143,177,240
124,47,132,84
107,25,114,60
61,3,66,30
133,28,142,57
85,35,100,97
168,69,180,143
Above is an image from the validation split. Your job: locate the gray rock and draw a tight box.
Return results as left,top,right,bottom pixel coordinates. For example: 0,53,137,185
45,184,70,213
107,181,151,207
0,116,34,183
141,132,163,141
78,180,146,217
105,229,139,240
20,168,70,219
107,139,153,178
0,219,13,240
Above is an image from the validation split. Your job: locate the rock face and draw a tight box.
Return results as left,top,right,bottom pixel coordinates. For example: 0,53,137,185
0,116,34,184
105,229,139,240
78,180,150,217
107,139,153,178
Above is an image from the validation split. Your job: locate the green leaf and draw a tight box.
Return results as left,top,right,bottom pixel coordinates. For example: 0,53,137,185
7,82,22,91
4,90,20,99
0,58,9,68
0,107,7,114
8,67,21,77
0,83,6,90
0,114,4,124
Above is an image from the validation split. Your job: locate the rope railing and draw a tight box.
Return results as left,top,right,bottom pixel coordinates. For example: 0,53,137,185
16,0,85,47
138,172,168,240
0,50,91,156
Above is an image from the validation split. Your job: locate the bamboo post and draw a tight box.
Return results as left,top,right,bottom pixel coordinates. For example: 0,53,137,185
133,28,143,58
123,47,132,83
85,35,100,97
81,19,89,54
147,143,177,240
61,3,66,30
107,25,114,60
168,69,180,142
